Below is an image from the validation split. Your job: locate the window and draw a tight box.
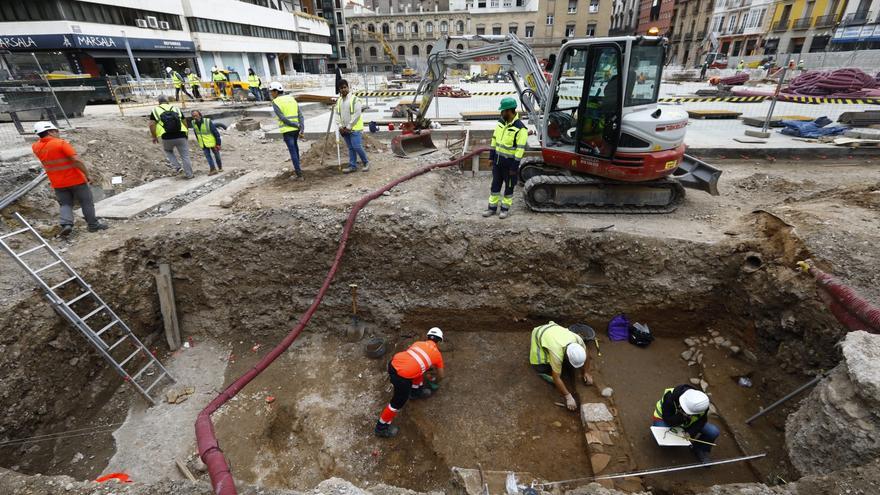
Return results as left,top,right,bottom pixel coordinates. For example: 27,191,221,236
589,0,599,13
546,14,554,25
368,23,375,32
411,22,419,33
398,45,405,55
509,24,518,34
336,11,342,23
355,46,362,58
568,0,577,13
427,44,433,53
456,21,465,33
29,0,184,30
412,45,419,55
340,46,346,58
440,21,448,33
426,22,433,33
369,46,377,57
626,44,664,106
586,22,596,36
727,14,736,32
490,0,499,6
493,26,502,34
397,23,404,34
476,26,486,34
338,29,345,41
457,43,465,50
382,23,390,34
478,0,486,6
525,24,535,37
565,24,575,36
187,17,303,41
504,0,513,6
351,24,359,36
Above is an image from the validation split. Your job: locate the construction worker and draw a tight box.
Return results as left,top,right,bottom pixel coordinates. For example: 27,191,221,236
335,79,369,174
247,68,263,101
166,67,191,101
269,81,304,180
797,59,806,71
375,327,446,438
529,321,592,411
211,66,228,101
482,97,527,219
149,95,193,179
736,59,745,71
186,68,202,101
31,121,107,236
190,110,224,175
652,384,719,463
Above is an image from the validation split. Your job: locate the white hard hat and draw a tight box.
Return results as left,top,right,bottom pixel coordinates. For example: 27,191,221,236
33,121,58,134
268,81,284,92
566,343,586,368
680,389,710,415
212,66,218,71
427,327,444,342
166,67,172,73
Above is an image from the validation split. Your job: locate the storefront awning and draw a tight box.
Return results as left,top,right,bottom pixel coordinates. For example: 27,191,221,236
85,50,196,59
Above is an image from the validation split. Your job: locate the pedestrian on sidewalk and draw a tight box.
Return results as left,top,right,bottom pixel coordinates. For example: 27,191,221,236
186,68,202,101
482,97,527,219
190,110,225,175
167,67,192,101
149,95,193,179
269,81,304,180
375,328,446,438
335,80,369,174
31,121,108,236
247,68,263,101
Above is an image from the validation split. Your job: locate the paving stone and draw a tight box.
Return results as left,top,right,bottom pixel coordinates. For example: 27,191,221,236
590,453,612,474
581,402,614,423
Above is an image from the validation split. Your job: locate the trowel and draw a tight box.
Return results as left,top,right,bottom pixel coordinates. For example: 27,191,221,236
346,284,367,342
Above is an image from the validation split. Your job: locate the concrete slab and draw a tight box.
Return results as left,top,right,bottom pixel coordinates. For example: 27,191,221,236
165,169,274,219
90,174,220,219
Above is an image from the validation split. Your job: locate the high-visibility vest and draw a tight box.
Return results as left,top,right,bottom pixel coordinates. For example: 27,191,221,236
32,136,86,189
247,74,261,88
212,71,227,82
654,387,701,428
187,73,200,86
491,115,527,162
192,118,217,149
151,103,187,138
391,340,443,379
273,94,300,133
335,95,364,131
171,71,184,88
529,322,580,367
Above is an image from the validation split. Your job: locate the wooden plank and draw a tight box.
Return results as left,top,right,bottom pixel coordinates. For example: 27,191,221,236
687,109,742,120
155,264,182,351
740,115,812,128
175,458,197,482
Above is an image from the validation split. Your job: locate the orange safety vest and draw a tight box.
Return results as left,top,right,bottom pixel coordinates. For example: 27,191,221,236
32,136,86,189
391,340,444,379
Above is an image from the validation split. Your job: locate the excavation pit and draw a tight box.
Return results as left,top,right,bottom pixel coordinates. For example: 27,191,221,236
0,207,849,495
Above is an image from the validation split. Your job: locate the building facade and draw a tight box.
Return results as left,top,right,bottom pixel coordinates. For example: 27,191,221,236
636,0,675,34
830,0,880,50
763,0,844,54
314,0,356,72
610,0,642,35
0,0,331,80
533,0,613,59
667,0,712,67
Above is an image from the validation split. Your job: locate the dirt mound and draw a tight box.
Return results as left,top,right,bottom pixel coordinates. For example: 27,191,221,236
301,132,387,164
734,173,815,194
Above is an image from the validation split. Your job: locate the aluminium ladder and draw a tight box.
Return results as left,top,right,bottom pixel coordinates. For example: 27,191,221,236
0,212,174,405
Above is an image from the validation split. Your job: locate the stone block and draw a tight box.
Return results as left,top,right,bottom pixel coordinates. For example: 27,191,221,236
581,402,614,423
590,453,611,474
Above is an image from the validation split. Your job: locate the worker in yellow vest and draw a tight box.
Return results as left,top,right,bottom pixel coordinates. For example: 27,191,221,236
247,68,263,101
190,110,226,175
185,68,202,101
269,81,304,180
529,321,592,411
483,97,527,218
652,385,719,463
166,66,191,101
335,80,369,173
211,66,228,101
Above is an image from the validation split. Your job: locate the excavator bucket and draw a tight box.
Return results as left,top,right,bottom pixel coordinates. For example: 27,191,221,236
391,131,438,157
673,154,722,196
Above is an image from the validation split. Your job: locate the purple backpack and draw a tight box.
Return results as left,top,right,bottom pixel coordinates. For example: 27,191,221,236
608,314,630,341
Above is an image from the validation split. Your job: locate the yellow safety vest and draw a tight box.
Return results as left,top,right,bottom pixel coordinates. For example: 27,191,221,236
528,322,580,367
335,95,364,131
212,71,227,82
151,104,187,138
654,387,701,428
171,71,184,88
187,73,200,86
192,118,216,149
491,115,527,161
274,94,300,133
247,74,261,88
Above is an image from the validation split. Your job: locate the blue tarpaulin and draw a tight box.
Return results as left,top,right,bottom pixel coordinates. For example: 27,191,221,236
780,116,848,138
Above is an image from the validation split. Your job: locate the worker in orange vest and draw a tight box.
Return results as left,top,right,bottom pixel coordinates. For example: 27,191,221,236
31,122,107,237
375,327,445,438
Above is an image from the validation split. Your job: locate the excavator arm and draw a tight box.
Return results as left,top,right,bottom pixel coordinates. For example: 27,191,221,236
411,34,549,130
367,31,398,66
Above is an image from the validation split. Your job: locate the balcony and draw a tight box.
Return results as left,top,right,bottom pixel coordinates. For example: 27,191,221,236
734,24,745,34
696,29,706,39
815,14,838,27
842,10,871,26
671,32,682,41
772,18,790,31
684,31,693,40
792,17,813,29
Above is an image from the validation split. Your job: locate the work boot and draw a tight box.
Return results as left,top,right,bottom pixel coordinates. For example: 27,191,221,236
692,448,710,465
410,387,432,399
375,423,399,438
499,209,510,219
87,223,109,233
482,209,496,218
362,163,370,172
343,167,357,174
208,169,218,176
58,225,73,237
294,170,304,181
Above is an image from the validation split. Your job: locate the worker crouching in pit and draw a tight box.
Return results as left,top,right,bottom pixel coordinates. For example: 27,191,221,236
652,385,719,463
375,327,446,438
482,97,528,219
529,321,594,411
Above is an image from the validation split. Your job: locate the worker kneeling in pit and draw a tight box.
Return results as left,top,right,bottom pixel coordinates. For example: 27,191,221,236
529,321,593,411
652,385,719,463
375,327,445,438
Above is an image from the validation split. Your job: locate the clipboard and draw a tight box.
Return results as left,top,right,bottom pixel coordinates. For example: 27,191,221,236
650,426,692,447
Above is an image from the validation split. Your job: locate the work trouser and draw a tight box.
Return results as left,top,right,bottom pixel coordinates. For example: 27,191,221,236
191,85,202,100
652,418,720,453
174,86,192,101
55,183,99,228
215,82,227,100
162,137,193,178
282,130,301,172
342,130,369,170
378,362,426,426
488,156,519,212
249,86,262,101
202,147,222,171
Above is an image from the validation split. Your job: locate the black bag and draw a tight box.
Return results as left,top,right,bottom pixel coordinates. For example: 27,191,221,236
159,108,181,134
628,322,654,347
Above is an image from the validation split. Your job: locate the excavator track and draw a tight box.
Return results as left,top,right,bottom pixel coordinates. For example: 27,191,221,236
523,174,686,214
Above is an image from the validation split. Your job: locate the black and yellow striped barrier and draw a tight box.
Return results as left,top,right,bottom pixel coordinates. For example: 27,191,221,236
354,90,517,97
352,91,880,104
659,96,766,103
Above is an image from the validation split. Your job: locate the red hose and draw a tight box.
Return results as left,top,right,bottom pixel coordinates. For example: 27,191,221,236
799,262,880,333
195,147,491,495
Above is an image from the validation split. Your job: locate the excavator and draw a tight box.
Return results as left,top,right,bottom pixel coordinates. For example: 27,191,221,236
392,34,721,213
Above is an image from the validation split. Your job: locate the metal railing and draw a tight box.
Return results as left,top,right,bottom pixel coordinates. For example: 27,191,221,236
773,18,791,31
814,14,837,27
672,32,683,41
792,17,813,29
684,31,693,40
842,10,871,26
